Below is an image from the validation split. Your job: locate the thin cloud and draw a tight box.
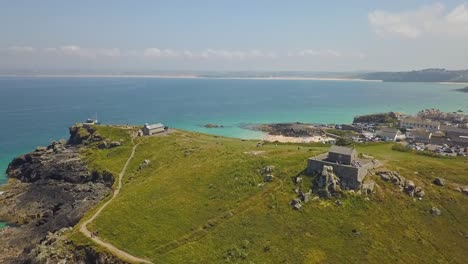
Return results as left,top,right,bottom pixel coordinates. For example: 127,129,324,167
369,3,468,38
143,48,277,60
44,45,121,58
291,49,359,58
2,46,36,53
1,46,364,61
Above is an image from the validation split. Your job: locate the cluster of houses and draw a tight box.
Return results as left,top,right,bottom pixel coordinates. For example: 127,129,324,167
333,110,468,156
417,109,468,127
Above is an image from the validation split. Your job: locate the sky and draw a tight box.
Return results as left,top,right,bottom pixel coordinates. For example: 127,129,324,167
1,0,468,72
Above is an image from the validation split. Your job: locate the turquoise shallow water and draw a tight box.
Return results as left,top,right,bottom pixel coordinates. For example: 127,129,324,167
0,77,467,186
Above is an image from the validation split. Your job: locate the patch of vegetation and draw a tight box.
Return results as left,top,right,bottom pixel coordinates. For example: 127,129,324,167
391,144,454,159
71,128,468,263
325,129,357,137
353,113,398,124
335,137,354,146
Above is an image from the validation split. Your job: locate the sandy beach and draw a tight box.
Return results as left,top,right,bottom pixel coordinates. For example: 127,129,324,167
263,134,335,143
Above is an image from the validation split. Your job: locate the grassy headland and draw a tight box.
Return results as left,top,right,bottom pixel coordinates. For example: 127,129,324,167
71,126,468,263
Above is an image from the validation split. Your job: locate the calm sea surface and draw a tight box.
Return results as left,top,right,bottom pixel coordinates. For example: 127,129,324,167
0,77,467,186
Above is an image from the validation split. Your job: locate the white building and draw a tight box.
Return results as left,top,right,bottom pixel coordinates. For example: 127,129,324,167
400,117,440,132
376,128,404,141
143,123,166,135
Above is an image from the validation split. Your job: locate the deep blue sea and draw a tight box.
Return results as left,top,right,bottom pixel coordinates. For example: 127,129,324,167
1,77,467,187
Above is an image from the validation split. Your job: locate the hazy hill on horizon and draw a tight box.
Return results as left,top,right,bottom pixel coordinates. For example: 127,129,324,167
357,68,468,83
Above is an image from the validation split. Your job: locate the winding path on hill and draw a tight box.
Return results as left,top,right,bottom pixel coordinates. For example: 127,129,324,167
79,138,153,264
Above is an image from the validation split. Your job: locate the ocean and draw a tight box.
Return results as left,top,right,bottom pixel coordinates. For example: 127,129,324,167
0,76,467,186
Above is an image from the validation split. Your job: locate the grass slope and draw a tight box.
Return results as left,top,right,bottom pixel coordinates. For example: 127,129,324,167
72,126,468,263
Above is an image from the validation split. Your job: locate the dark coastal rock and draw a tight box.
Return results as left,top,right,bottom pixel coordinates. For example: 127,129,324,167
67,124,103,145
30,228,127,264
0,130,114,263
254,122,322,137
204,123,224,128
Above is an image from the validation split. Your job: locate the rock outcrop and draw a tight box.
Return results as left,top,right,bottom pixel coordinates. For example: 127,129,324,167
0,125,115,263
29,228,127,264
377,171,425,198
315,165,342,198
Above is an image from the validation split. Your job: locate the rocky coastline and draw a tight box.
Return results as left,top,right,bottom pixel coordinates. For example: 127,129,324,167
0,125,124,263
247,122,324,137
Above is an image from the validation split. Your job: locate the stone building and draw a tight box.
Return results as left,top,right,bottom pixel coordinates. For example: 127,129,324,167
407,129,432,144
143,123,166,135
307,146,378,190
327,145,357,165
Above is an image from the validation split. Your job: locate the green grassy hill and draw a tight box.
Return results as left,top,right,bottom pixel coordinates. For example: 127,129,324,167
71,126,468,263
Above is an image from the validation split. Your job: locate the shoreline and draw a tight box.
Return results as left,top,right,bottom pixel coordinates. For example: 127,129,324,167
0,74,381,82
263,134,335,143
439,82,468,85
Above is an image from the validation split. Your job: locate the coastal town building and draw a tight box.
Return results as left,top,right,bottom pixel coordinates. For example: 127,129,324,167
376,127,403,141
143,123,166,135
307,146,378,190
400,117,440,132
407,129,432,144
445,127,468,147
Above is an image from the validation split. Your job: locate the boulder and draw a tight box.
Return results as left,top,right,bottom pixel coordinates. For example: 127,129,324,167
263,166,274,173
97,141,108,149
378,172,391,181
361,180,376,195
35,146,47,152
462,188,468,196
404,180,416,196
138,159,151,170
109,141,121,148
264,174,274,182
298,190,312,203
294,176,303,184
433,178,445,186
430,207,442,216
289,198,302,210
414,187,425,198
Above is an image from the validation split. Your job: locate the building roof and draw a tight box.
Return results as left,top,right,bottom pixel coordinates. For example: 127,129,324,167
411,129,432,138
377,128,400,139
442,126,468,134
144,123,165,129
431,130,445,137
329,145,355,156
379,127,400,133
401,117,440,126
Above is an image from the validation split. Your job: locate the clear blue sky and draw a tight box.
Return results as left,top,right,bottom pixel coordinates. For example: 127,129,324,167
1,0,467,72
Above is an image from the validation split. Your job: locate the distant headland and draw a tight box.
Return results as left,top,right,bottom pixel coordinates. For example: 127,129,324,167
2,68,468,83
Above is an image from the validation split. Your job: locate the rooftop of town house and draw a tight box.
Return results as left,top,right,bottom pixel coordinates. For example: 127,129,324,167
401,117,440,125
